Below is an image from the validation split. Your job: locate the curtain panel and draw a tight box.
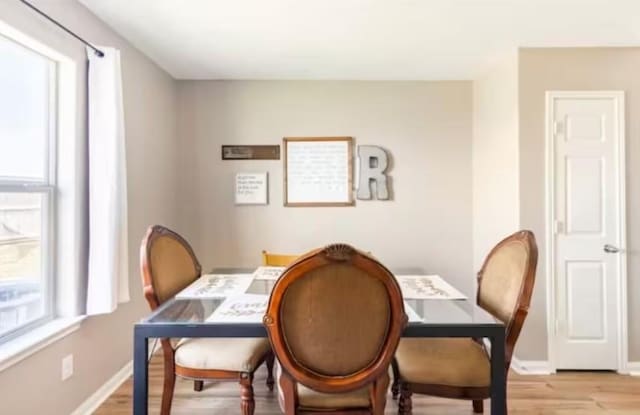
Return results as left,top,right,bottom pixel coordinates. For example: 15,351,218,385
85,46,129,315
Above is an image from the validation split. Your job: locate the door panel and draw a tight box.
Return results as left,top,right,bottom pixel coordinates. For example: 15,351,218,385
551,94,623,370
566,261,605,340
566,157,603,234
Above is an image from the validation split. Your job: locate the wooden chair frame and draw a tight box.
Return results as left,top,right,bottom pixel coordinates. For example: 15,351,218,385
262,250,300,266
394,230,538,414
264,244,407,415
140,225,275,415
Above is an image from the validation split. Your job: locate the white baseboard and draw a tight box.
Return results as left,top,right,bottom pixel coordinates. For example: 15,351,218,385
70,360,133,415
627,362,640,376
511,357,553,375
512,358,640,376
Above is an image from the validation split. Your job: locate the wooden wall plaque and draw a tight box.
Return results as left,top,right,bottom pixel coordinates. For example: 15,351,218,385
221,145,280,160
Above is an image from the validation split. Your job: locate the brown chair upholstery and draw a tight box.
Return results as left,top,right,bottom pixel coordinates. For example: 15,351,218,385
140,225,274,415
393,230,538,415
264,243,407,415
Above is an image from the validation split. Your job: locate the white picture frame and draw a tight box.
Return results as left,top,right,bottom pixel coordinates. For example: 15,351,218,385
283,137,354,207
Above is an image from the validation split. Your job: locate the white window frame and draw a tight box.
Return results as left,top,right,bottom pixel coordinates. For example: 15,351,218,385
0,20,75,346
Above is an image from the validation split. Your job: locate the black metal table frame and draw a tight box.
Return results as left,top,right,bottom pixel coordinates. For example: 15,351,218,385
133,321,506,415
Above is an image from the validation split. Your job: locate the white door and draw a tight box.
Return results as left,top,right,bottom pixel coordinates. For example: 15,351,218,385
548,91,626,370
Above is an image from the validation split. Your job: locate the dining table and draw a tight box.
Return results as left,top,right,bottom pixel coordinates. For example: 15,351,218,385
133,268,507,415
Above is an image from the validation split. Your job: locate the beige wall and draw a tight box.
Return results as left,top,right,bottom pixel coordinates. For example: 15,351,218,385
0,1,180,413
176,81,475,296
518,48,640,361
472,53,520,271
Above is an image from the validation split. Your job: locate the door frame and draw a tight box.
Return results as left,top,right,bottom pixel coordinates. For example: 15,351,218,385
544,90,628,373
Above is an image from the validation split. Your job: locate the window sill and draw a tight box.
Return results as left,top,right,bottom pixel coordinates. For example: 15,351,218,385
0,316,85,372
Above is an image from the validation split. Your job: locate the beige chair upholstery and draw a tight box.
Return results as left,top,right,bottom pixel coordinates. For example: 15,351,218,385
275,363,372,410
396,338,490,387
175,337,271,372
393,231,537,415
265,244,406,414
148,235,199,304
297,383,372,409
141,225,274,415
478,238,532,324
280,263,390,376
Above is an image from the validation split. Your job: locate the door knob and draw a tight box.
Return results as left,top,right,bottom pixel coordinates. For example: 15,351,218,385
604,244,620,253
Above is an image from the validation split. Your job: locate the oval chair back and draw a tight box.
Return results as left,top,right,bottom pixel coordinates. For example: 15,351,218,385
476,230,538,369
264,243,407,399
140,225,202,310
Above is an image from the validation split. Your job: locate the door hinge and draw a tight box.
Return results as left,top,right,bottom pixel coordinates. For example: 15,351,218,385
554,120,563,136
553,220,563,235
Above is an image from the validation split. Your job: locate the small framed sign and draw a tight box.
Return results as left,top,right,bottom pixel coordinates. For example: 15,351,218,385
235,173,268,205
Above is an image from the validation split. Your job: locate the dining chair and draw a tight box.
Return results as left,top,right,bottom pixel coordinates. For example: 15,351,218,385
392,230,537,414
140,225,275,415
261,250,299,266
263,243,408,415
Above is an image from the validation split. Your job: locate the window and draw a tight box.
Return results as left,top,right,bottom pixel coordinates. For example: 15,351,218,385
0,33,56,342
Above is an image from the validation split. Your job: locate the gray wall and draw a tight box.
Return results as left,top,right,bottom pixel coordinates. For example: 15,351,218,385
176,81,476,297
518,48,640,361
0,1,180,413
472,53,520,271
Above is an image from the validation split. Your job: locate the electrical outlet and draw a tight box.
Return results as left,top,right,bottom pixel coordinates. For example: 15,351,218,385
61,354,73,381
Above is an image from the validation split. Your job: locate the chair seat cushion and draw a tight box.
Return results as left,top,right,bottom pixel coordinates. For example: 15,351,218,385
175,337,270,372
275,362,371,410
297,383,371,409
395,338,490,387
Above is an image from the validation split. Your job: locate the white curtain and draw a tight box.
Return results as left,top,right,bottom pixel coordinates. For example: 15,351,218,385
86,46,130,315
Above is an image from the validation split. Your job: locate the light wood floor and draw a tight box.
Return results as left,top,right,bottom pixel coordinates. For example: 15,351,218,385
96,355,640,414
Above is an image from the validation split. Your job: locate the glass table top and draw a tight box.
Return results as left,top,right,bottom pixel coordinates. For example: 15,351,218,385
143,268,499,327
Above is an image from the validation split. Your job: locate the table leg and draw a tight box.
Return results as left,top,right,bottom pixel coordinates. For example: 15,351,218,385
490,329,506,415
133,326,149,415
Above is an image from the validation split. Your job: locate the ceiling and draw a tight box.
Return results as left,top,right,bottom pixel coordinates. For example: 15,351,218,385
79,0,640,80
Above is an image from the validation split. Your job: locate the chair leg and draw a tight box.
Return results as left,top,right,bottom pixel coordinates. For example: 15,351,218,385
266,352,275,391
160,358,176,415
240,373,255,415
473,399,484,413
391,359,400,400
371,376,389,415
194,380,204,392
398,382,412,415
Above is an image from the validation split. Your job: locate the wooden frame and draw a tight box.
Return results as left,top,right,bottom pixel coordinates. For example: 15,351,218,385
283,137,354,207
263,243,407,414
221,144,280,160
140,225,274,415
393,230,538,415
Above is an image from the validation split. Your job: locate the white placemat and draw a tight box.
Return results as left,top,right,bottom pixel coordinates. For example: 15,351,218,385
176,274,254,299
206,294,269,323
396,275,467,300
252,266,286,280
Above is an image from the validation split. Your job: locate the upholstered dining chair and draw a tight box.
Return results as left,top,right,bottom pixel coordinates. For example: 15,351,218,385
392,230,537,414
140,225,275,415
261,250,299,266
263,244,408,415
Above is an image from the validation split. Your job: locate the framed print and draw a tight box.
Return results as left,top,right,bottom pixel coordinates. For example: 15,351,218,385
283,137,354,207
